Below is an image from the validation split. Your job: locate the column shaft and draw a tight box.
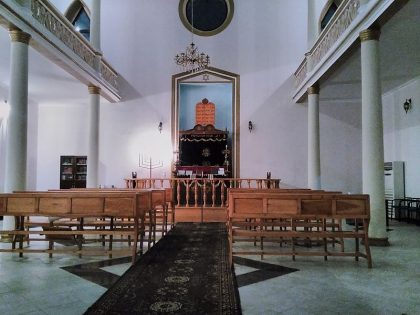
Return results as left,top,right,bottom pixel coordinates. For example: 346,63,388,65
360,29,388,243
2,29,30,235
87,86,100,188
308,85,321,189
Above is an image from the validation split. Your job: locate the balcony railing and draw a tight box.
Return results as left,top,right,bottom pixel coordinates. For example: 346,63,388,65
30,0,119,92
0,0,120,100
31,0,97,69
294,0,361,90
124,178,281,208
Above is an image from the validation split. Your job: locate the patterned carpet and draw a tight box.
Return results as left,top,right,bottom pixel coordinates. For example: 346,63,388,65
84,222,242,314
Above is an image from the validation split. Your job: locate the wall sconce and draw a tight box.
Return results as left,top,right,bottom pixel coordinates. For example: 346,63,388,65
403,98,412,114
158,121,163,133
248,121,253,133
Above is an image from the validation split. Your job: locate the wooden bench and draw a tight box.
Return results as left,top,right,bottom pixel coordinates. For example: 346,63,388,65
225,188,345,248
46,188,170,248
0,191,152,264
227,190,372,268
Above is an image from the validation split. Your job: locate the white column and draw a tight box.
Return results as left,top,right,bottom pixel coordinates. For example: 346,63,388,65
360,28,388,245
2,28,30,238
87,85,100,188
90,0,101,51
308,84,321,189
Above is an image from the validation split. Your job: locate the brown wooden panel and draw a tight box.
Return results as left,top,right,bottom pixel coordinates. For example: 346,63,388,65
71,197,104,215
0,197,5,214
39,198,71,214
137,192,152,212
7,197,37,214
151,190,165,207
233,198,263,214
336,199,367,215
203,208,227,222
175,208,202,222
301,199,332,215
267,199,299,215
105,198,134,216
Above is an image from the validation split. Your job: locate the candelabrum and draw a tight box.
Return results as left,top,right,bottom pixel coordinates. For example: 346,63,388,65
138,155,163,179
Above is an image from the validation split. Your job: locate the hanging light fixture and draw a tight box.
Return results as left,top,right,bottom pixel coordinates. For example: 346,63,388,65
175,0,210,72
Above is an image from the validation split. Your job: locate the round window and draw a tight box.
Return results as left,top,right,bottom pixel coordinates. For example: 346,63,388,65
178,0,234,36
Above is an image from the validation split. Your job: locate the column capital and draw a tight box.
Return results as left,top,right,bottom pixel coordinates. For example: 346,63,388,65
307,84,319,95
88,85,101,95
360,28,381,42
9,28,31,44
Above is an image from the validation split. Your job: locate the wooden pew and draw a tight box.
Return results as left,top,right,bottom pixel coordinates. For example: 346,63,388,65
225,188,345,247
227,190,372,268
0,191,152,264
46,188,169,248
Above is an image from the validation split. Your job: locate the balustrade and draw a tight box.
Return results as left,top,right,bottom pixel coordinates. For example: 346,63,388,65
0,0,120,98
124,178,281,208
294,0,361,89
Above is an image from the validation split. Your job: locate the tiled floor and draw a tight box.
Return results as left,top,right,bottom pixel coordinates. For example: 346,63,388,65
0,220,419,315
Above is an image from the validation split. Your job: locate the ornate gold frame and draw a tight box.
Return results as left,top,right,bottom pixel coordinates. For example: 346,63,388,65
171,67,240,177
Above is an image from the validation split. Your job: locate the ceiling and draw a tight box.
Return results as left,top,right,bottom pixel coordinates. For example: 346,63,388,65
317,0,420,126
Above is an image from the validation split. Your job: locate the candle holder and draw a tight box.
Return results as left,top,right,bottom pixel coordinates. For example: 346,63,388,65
139,155,163,179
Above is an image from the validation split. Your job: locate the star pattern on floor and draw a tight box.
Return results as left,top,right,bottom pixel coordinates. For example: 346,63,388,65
62,255,299,289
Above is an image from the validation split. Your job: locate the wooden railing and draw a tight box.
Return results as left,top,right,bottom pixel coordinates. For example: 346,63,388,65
124,178,281,208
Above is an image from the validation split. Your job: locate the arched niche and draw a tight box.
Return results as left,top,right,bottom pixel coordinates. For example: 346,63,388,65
319,0,342,32
65,0,91,40
172,67,240,178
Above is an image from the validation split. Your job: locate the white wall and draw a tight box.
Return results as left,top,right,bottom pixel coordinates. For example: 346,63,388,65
95,0,311,187
36,103,88,190
383,77,420,197
30,0,367,192
319,101,362,193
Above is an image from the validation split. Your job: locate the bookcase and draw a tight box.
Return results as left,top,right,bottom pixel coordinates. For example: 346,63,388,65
60,155,87,189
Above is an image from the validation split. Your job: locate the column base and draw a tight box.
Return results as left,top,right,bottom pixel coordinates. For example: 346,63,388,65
367,237,390,246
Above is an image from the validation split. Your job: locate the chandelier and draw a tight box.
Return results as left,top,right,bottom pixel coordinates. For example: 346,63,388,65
175,0,210,72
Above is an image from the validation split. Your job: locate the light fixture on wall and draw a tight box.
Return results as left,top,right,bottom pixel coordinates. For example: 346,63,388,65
403,98,412,114
174,0,210,72
248,121,253,133
158,122,163,133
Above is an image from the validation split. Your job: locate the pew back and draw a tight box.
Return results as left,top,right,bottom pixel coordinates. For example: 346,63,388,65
228,190,369,219
0,191,151,218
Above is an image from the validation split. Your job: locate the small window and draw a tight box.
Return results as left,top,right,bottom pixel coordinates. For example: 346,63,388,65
179,0,234,37
65,0,91,41
320,1,339,31
73,8,90,40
